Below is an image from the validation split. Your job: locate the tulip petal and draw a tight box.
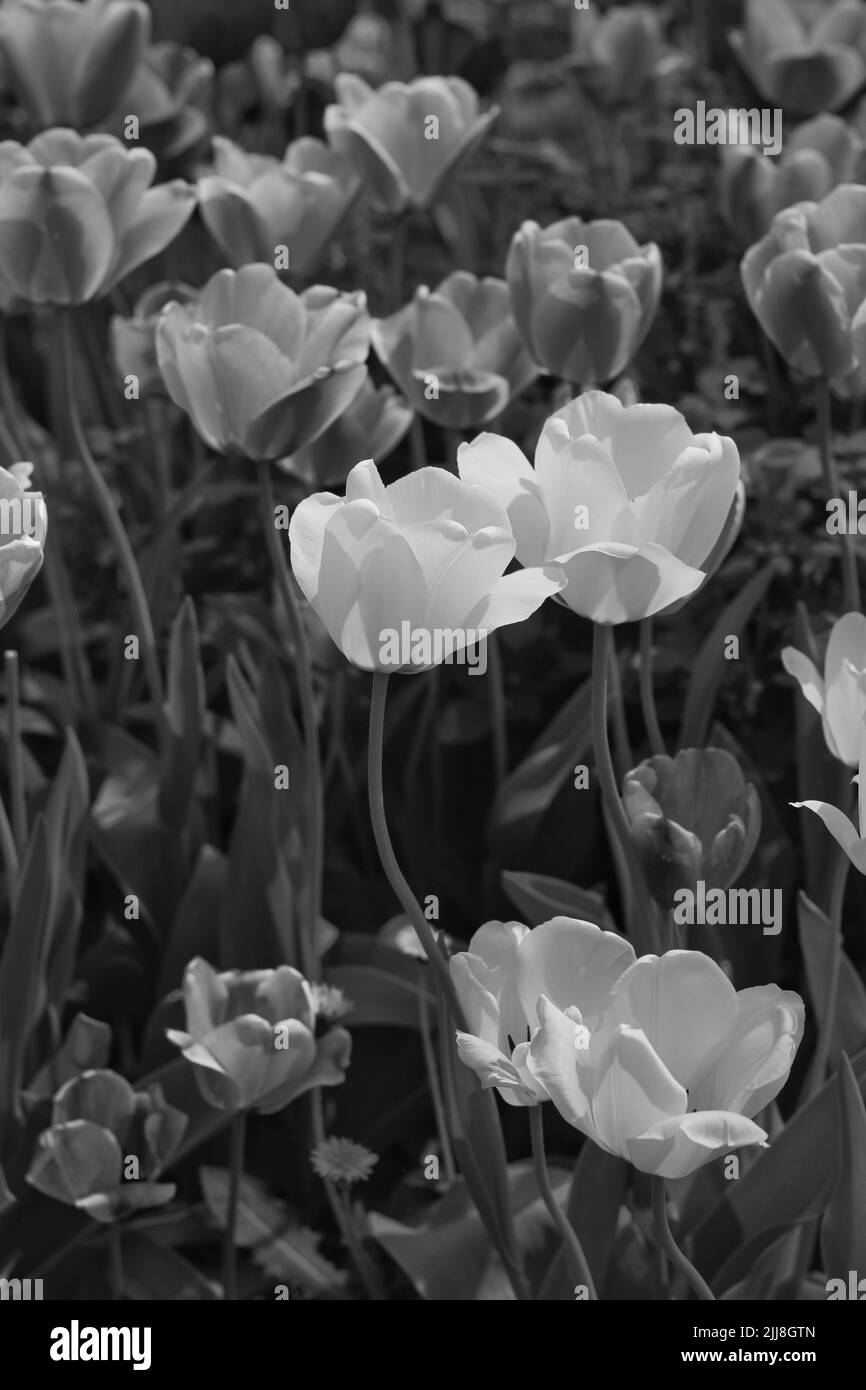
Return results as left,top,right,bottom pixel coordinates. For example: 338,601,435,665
556,541,705,624
515,915,635,1028
791,798,866,872
0,164,114,304
823,611,866,766
257,1025,352,1113
180,956,231,1036
455,1031,540,1105
526,995,595,1128
627,1109,768,1178
26,1119,123,1204
591,1024,687,1152
470,564,564,637
450,952,504,1049
781,644,826,721
632,433,741,569
457,432,550,567
689,986,804,1118
198,177,272,266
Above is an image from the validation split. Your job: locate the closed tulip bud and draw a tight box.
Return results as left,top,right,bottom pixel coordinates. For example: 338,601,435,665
198,136,360,277
280,377,412,489
721,115,862,246
622,749,762,910
26,1070,186,1222
372,272,538,430
156,265,370,459
783,611,866,768
729,0,866,115
506,216,662,386
289,458,564,673
0,130,196,307
0,0,150,132
110,280,196,397
0,462,46,627
166,957,352,1114
450,916,636,1107
324,73,498,213
458,390,741,625
527,952,804,1178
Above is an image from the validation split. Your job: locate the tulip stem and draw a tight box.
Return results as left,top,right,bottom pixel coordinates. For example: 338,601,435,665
223,1109,247,1301
418,984,457,1183
607,629,633,777
639,619,666,757
817,380,860,613
591,622,657,953
4,650,26,856
651,1176,714,1301
58,310,166,740
108,1222,124,1300
528,1106,596,1300
487,631,509,789
256,460,321,980
368,672,465,1023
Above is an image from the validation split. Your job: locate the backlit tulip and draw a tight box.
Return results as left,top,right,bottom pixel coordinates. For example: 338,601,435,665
280,377,412,489
156,264,370,459
0,129,196,307
324,73,498,213
528,952,804,1177
792,712,866,872
622,749,762,910
505,216,662,385
449,916,636,1107
0,461,46,627
288,458,564,674
457,390,741,625
729,0,866,116
740,187,866,380
198,136,360,276
782,611,866,767
0,0,150,132
110,280,197,398
26,1070,186,1221
372,271,538,429
167,957,352,1113
721,115,862,246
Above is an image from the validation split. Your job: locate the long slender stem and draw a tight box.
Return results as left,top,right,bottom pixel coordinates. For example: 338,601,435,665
805,844,850,1101
639,618,666,757
607,631,633,778
222,1109,247,1301
335,1186,384,1300
256,459,321,980
591,623,656,953
0,789,18,902
817,379,860,612
651,1175,714,1301
528,1106,596,1300
368,672,465,1022
108,1222,124,1300
487,631,508,790
58,310,165,736
418,985,457,1183
4,650,26,855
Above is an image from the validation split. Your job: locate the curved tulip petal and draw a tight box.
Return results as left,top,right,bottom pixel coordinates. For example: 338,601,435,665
515,915,635,1027
781,645,826,720
823,611,866,766
626,1109,768,1178
455,1031,541,1105
457,433,550,567
198,178,272,265
0,164,114,303
590,1024,687,1152
791,798,866,872
470,564,564,637
526,995,595,1128
689,986,804,1117
26,1119,123,1204
556,541,706,624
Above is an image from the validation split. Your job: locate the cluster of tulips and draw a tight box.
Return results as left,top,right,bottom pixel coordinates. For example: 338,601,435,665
0,0,865,1307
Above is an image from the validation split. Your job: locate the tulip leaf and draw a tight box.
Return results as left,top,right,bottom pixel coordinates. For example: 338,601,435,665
797,891,866,1068
679,558,782,750
537,1141,629,1299
0,1163,13,1216
120,1231,220,1300
158,596,205,833
41,729,90,1010
25,1013,112,1099
820,1054,866,1279
719,1227,802,1299
325,933,434,1028
199,1167,346,1293
158,844,226,999
689,1043,866,1277
501,870,617,932
0,816,51,1128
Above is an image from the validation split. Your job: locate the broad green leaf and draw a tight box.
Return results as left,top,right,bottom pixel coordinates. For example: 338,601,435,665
820,1054,866,1279
501,870,616,931
159,596,206,832
797,891,866,1067
0,817,51,1127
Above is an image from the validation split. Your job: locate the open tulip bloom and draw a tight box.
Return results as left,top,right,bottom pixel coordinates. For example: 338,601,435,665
167,958,352,1113
156,264,370,459
288,459,565,673
730,0,866,115
457,390,741,625
782,611,866,767
372,271,538,429
324,73,498,213
0,129,196,306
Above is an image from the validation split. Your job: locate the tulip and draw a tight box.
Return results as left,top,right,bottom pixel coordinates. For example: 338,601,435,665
324,72,498,213
0,462,46,627
782,611,866,767
198,136,360,277
110,40,214,169
110,280,197,398
450,916,636,1107
570,3,670,107
505,216,662,385
0,129,196,307
372,272,538,430
156,264,370,459
729,0,866,116
166,957,352,1113
721,115,862,247
527,951,804,1177
288,458,565,674
622,749,762,910
740,188,866,381
26,1070,186,1221
0,0,150,132
457,389,741,625
279,377,412,489
792,711,866,872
